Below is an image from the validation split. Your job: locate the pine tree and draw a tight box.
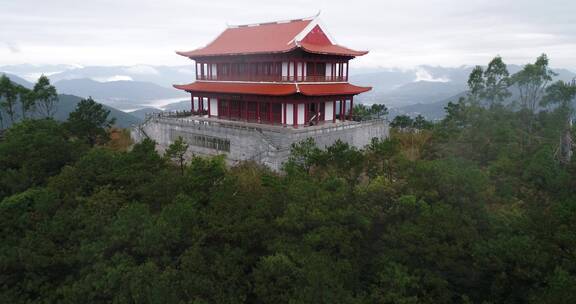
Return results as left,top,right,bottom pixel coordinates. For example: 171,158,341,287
165,136,189,175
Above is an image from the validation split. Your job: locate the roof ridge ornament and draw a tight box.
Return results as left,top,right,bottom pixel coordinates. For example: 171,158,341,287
227,13,319,28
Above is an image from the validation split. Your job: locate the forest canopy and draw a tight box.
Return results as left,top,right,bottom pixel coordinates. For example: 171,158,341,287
1,55,576,303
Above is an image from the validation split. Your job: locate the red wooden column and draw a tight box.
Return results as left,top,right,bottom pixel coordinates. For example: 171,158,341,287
245,101,248,121
227,100,231,119
316,101,320,123
268,102,272,124
190,94,194,113
283,103,287,126
345,62,349,81
332,100,336,122
293,102,297,127
341,99,346,121
256,102,260,123
294,61,298,82
349,97,354,120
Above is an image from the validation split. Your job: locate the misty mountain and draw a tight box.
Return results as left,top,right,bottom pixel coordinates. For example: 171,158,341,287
54,94,141,128
355,66,576,119
351,66,472,106
53,78,188,111
3,64,575,117
1,73,34,89
0,64,83,82
0,64,197,88
47,65,196,88
128,107,163,120
0,94,140,129
128,100,189,120
0,75,140,128
352,69,416,92
163,100,190,111
391,92,467,120
381,81,466,107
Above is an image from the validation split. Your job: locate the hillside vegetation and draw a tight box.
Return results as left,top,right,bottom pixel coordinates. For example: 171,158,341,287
0,74,140,128
1,55,576,303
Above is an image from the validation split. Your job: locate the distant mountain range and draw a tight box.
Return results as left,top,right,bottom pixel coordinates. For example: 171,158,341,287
2,64,575,120
52,78,188,111
0,64,196,87
0,74,141,128
128,100,189,120
354,65,576,118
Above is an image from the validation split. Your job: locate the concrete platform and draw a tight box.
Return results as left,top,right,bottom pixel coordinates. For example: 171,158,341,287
133,113,389,171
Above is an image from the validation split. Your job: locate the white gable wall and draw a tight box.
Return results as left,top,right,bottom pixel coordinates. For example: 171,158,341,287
292,17,337,45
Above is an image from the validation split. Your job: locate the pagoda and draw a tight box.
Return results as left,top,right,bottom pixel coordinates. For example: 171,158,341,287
173,15,371,126
134,15,388,170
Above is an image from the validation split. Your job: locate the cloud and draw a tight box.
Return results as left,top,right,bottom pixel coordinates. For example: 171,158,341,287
124,65,159,75
93,75,133,82
177,68,196,75
414,68,450,82
5,42,21,53
0,0,575,69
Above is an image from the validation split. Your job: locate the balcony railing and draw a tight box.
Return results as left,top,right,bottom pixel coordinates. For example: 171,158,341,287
196,75,347,82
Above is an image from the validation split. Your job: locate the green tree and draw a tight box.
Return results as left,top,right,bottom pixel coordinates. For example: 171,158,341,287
0,74,18,124
483,55,511,106
66,97,115,146
542,80,576,164
413,114,433,130
391,115,414,129
467,65,485,103
33,75,58,118
165,136,189,175
0,119,82,199
371,103,389,117
17,85,35,119
352,103,388,121
2,55,576,303
512,54,556,112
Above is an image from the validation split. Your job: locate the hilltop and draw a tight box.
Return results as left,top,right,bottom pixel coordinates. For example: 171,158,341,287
0,74,141,128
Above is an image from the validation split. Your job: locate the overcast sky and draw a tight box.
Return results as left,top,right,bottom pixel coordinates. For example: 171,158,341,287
1,0,575,69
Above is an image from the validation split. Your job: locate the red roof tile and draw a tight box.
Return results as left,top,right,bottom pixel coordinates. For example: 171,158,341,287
173,82,371,96
176,18,367,58
176,19,310,58
174,82,297,96
299,42,368,57
299,83,372,96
